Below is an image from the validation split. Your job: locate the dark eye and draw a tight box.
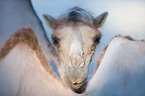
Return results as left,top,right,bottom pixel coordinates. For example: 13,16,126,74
93,34,101,44
51,34,60,46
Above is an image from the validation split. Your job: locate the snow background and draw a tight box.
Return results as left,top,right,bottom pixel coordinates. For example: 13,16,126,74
31,0,145,79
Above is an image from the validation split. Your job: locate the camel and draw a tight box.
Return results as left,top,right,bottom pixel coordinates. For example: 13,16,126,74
43,7,108,93
86,36,145,96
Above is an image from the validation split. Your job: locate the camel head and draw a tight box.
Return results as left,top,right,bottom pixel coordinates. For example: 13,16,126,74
43,7,108,94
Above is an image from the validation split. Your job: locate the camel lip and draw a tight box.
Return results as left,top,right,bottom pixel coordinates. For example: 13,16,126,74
71,79,87,89
71,80,88,94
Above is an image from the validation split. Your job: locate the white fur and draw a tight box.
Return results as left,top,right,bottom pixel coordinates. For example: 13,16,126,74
86,37,145,96
0,44,75,96
69,33,83,57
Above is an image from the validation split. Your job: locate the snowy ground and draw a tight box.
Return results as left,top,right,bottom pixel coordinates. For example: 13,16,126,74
31,0,145,79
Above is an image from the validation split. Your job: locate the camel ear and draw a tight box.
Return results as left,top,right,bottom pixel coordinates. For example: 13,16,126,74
94,12,108,28
43,14,56,29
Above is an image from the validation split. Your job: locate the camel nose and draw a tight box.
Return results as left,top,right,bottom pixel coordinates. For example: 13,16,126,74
69,54,84,67
72,83,82,89
71,78,87,89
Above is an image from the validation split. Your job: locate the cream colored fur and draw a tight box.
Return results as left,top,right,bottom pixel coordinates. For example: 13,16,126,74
86,37,145,96
0,44,75,96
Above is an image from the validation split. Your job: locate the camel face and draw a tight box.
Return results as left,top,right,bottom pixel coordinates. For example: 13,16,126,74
43,7,108,94
53,25,99,93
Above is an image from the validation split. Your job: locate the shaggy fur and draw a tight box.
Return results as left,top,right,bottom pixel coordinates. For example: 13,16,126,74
0,26,58,79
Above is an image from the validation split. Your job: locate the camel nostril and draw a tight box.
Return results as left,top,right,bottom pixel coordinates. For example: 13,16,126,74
72,83,79,87
74,83,77,85
72,83,81,89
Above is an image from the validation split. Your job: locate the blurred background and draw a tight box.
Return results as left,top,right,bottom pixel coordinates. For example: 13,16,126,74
1,0,145,79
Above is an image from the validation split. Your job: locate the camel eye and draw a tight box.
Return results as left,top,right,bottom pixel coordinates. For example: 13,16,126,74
51,35,60,46
93,34,101,44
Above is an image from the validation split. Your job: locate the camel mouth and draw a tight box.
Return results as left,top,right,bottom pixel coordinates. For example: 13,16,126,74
71,79,88,94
